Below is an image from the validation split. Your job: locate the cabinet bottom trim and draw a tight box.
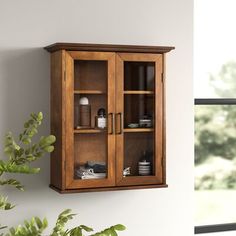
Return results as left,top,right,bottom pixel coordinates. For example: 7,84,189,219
49,184,168,194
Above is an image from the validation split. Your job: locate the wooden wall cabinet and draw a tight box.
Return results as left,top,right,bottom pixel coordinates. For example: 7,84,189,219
45,43,174,193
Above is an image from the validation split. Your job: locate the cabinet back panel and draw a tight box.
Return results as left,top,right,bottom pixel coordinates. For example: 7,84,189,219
124,94,154,128
124,62,155,91
74,133,107,166
124,132,154,176
74,60,107,92
74,94,107,128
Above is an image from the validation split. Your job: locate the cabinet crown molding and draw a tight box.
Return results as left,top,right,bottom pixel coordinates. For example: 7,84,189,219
44,42,175,54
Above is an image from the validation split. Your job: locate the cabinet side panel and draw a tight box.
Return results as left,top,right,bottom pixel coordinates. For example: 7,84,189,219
162,54,167,184
155,55,163,183
50,50,65,190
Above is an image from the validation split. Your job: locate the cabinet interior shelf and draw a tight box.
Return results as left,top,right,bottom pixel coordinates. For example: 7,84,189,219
124,128,154,133
74,90,106,95
74,128,106,134
124,90,154,95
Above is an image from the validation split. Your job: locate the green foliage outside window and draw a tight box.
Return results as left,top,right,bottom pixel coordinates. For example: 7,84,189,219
195,61,236,190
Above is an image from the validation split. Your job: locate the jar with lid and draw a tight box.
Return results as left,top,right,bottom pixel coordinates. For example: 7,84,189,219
138,151,152,176
95,108,106,129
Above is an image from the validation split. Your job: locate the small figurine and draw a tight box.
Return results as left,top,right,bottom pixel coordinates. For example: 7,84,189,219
123,167,131,177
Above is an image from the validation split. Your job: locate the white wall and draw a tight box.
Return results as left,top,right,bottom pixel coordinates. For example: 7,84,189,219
201,232,236,236
0,0,193,235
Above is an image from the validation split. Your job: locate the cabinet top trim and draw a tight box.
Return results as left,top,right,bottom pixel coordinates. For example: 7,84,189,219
44,42,175,54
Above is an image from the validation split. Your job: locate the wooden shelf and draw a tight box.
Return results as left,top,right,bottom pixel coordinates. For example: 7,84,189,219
124,90,154,95
74,128,106,134
75,128,154,133
74,90,106,94
124,128,154,133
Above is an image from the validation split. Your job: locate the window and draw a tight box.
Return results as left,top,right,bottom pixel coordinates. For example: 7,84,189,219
194,0,236,233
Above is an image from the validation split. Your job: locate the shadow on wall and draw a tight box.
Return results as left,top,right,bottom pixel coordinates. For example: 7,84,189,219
0,47,51,189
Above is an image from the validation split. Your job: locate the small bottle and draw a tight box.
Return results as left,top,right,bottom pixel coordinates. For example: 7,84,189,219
96,108,106,129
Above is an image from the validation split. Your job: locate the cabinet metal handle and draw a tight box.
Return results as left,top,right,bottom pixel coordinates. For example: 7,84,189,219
108,113,115,134
116,112,123,134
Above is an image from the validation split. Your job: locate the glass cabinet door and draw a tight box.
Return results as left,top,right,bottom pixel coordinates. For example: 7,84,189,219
116,53,164,186
65,51,116,189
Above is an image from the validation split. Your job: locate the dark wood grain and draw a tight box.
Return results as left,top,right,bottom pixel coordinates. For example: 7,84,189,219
47,43,173,193
155,54,164,184
50,50,66,190
115,53,124,184
115,53,164,187
64,51,75,188
44,42,175,54
50,183,168,194
64,51,116,189
162,54,167,184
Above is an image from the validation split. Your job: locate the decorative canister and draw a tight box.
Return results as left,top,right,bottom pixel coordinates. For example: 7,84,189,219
79,97,91,128
139,115,152,128
138,160,151,176
138,151,151,176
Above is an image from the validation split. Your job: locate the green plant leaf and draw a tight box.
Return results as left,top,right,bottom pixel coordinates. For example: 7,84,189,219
0,161,40,174
90,225,126,236
110,230,118,236
38,112,43,121
35,217,43,229
0,196,15,210
9,227,15,234
50,209,76,236
39,135,56,147
4,132,20,159
43,146,54,153
0,179,24,191
80,225,93,232
68,227,82,236
22,137,31,145
0,224,7,230
5,216,48,236
112,224,126,231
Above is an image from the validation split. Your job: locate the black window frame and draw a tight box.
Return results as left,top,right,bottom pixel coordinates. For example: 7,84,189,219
194,98,236,234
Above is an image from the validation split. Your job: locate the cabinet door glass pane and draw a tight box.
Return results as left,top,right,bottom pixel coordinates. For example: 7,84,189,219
73,60,108,180
124,62,154,91
123,62,155,177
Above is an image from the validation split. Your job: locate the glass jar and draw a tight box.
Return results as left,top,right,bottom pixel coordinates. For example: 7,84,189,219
95,108,106,129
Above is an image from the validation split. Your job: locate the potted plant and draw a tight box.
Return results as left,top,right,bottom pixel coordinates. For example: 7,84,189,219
0,112,125,236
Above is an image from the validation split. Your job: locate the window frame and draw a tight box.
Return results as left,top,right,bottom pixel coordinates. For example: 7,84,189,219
194,98,236,234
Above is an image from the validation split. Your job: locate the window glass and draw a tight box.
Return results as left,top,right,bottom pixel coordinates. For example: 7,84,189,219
194,0,236,228
195,105,236,225
194,0,236,98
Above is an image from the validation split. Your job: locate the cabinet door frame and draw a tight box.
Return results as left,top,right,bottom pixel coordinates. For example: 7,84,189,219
115,53,164,186
64,51,116,189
